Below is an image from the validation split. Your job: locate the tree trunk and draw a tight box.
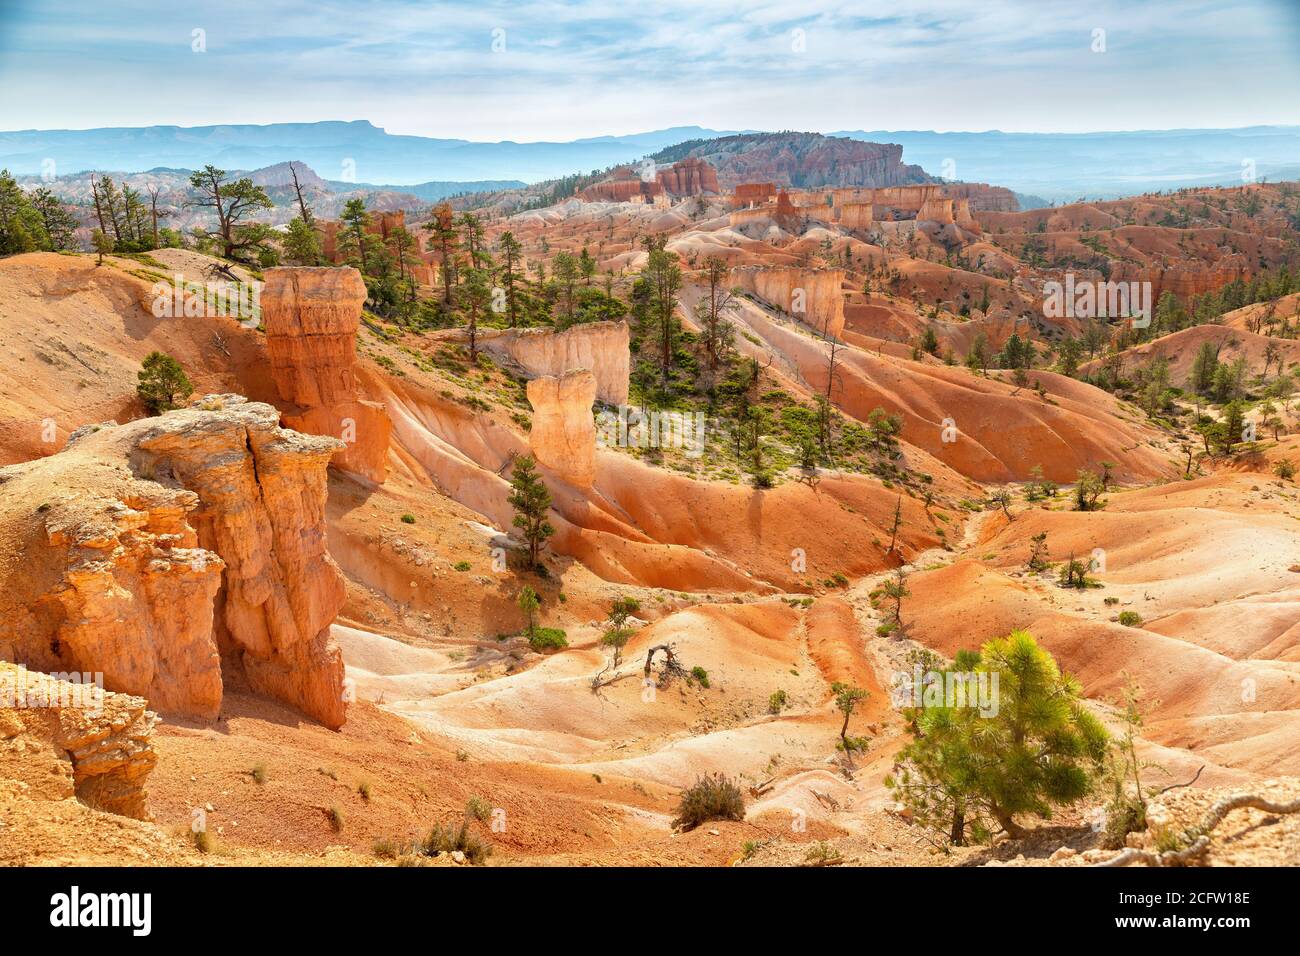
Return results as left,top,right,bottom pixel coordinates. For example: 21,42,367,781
950,809,965,846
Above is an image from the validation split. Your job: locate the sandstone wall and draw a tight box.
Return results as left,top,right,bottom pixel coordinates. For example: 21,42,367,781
0,663,157,818
1113,255,1250,303
733,182,776,207
0,397,349,729
919,197,956,225
839,202,874,229
731,267,846,339
262,267,390,484
436,321,630,405
526,370,598,487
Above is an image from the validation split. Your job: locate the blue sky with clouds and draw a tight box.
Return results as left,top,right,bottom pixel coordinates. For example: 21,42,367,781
1,0,1298,140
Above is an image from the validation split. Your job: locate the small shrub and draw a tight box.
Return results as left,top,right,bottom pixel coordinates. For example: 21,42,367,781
673,773,746,831
690,666,710,688
768,689,788,714
400,513,416,524
453,560,471,572
328,806,344,832
1104,596,1120,606
465,796,491,821
193,829,213,853
804,841,841,864
1275,458,1296,480
423,820,492,865
358,781,372,802
1118,611,1143,627
528,627,568,651
372,837,403,859
250,762,267,785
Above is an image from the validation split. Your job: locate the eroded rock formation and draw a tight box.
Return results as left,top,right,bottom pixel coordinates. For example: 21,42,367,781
579,159,720,203
262,267,391,484
731,267,846,339
435,320,630,405
0,663,157,818
0,396,349,729
656,157,720,197
527,370,598,487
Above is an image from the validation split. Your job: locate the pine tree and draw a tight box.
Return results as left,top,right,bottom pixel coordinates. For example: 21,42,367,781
137,351,193,414
283,217,323,265
339,198,370,274
91,228,114,264
508,455,555,570
498,231,523,327
551,252,579,328
426,202,460,305
887,630,1109,844
832,682,870,767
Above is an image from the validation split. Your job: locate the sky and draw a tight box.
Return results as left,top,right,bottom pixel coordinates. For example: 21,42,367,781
2,0,1299,141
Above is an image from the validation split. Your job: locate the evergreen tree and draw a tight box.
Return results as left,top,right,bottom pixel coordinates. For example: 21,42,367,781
0,169,46,254
137,351,193,414
508,455,555,570
696,255,736,370
186,165,274,262
517,585,540,642
1190,339,1220,395
426,202,460,305
339,198,371,274
498,231,523,327
551,252,579,327
90,228,114,264
283,216,323,265
887,630,1109,843
29,187,79,251
578,246,597,285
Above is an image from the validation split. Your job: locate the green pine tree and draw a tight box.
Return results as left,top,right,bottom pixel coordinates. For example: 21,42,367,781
508,455,555,570
137,351,193,414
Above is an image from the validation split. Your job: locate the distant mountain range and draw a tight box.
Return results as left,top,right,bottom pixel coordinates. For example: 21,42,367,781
3,120,1298,201
829,126,1300,202
0,121,735,189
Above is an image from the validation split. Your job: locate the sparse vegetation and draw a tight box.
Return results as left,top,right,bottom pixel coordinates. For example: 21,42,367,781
673,773,746,831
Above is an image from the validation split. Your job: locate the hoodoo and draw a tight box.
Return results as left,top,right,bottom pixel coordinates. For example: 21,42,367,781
262,267,392,484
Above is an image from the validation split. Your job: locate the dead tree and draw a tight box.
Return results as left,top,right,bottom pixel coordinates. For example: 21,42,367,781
644,643,689,688
289,162,314,225
1098,790,1300,867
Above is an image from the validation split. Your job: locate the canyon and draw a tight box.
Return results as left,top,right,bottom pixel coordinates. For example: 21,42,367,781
0,154,1297,872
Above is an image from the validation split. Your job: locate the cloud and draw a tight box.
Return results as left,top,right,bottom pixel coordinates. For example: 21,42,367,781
0,0,1297,137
